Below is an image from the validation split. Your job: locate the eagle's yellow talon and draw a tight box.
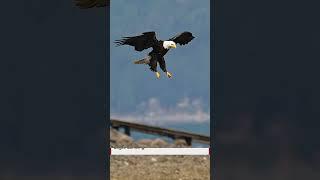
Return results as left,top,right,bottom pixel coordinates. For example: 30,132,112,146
156,72,161,79
166,72,172,78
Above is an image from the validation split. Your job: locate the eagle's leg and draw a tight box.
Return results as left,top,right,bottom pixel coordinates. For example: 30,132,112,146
159,58,172,78
155,72,161,79
149,59,160,79
166,72,172,78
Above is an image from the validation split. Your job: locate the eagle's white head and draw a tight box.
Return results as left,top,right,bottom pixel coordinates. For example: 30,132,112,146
163,41,177,49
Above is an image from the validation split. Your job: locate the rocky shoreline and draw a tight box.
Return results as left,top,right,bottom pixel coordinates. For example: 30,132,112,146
110,128,190,148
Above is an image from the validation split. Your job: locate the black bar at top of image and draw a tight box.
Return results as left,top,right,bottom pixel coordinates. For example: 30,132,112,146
0,1,107,179
215,0,320,180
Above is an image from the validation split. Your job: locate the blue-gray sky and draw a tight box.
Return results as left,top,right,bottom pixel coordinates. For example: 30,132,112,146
110,0,210,125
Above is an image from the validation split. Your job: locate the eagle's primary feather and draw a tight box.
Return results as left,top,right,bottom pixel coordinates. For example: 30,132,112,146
114,32,158,52
75,0,109,9
169,31,195,45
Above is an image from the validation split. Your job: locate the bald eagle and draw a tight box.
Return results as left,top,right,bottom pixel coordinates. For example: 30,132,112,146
75,0,109,8
114,32,194,79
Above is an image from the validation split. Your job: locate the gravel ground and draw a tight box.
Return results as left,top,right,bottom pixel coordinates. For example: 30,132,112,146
110,128,210,180
110,155,210,180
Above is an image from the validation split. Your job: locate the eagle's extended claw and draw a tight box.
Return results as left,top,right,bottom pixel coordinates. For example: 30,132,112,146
166,72,172,78
156,72,161,79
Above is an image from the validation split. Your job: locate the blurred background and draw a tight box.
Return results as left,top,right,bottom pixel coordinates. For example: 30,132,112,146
0,0,106,179
215,0,320,179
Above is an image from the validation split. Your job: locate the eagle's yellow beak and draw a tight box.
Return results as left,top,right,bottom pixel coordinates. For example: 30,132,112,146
170,44,177,49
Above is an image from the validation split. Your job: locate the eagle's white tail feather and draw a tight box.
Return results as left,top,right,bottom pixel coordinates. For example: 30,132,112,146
133,56,151,64
134,59,147,64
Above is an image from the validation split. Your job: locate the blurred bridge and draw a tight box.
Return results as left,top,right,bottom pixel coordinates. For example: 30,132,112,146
110,119,210,146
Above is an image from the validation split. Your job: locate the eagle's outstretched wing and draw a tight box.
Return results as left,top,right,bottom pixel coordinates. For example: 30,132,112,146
75,0,109,9
169,31,195,45
114,32,159,52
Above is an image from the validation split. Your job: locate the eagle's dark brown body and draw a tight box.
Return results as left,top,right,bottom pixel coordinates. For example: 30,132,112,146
147,40,170,72
150,40,169,56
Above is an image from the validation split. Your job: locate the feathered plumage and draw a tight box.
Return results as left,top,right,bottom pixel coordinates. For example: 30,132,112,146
115,31,195,79
169,32,195,45
115,32,158,51
75,0,109,9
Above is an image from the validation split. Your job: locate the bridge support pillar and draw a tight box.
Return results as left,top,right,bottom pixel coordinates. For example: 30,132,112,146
112,126,119,131
185,137,192,146
174,136,193,146
124,126,131,136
